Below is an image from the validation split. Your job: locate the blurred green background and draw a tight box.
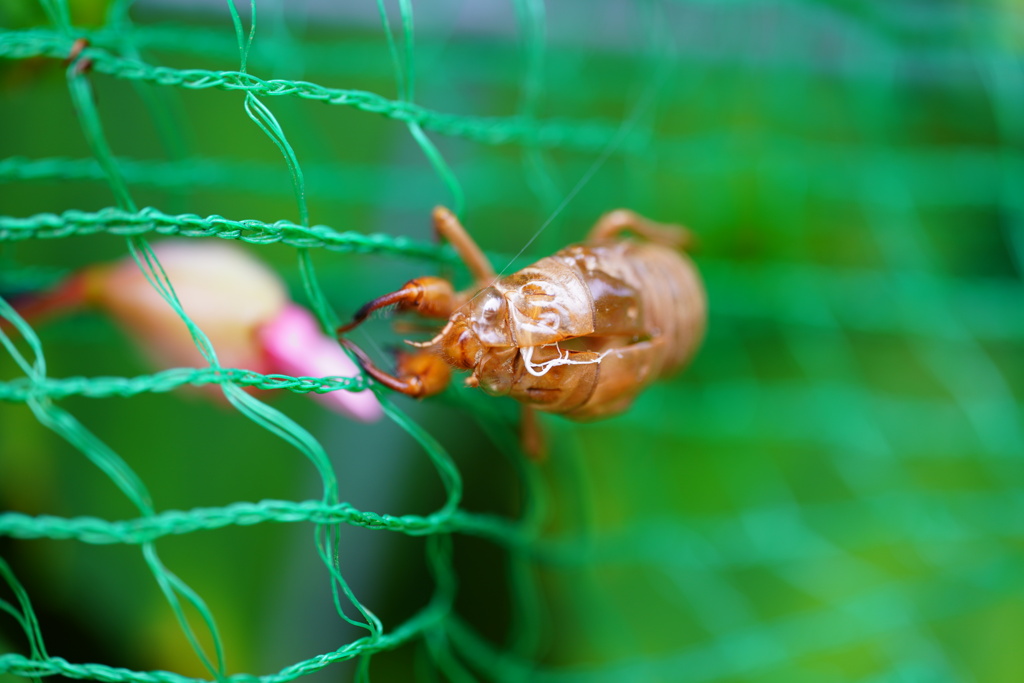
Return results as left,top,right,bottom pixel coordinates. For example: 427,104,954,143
2,0,1023,681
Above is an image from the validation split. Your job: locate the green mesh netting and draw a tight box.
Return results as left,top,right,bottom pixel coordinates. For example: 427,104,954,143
2,1,1023,681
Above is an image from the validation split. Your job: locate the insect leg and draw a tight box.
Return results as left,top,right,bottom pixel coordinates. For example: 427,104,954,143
520,405,546,461
433,206,496,285
337,276,456,335
589,209,695,250
339,339,451,398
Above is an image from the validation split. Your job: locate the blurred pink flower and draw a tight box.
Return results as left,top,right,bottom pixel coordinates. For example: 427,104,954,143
93,240,288,374
259,303,382,422
23,240,381,422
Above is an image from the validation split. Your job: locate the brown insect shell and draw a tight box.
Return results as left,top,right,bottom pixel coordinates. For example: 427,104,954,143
434,255,598,396
501,257,595,347
429,234,704,419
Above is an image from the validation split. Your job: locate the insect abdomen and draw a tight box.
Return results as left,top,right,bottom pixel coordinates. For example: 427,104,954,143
623,242,706,375
531,240,706,419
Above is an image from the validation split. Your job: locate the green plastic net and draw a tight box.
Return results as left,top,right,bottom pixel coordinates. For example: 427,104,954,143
2,1,1023,681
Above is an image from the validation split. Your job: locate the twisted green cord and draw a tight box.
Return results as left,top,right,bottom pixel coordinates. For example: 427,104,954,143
0,207,451,260
0,30,626,153
0,502,526,549
0,616,440,683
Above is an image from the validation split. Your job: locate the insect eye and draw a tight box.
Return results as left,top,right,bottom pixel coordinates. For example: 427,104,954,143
474,289,505,323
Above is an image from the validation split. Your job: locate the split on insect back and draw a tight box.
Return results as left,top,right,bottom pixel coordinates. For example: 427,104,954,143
337,206,707,457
